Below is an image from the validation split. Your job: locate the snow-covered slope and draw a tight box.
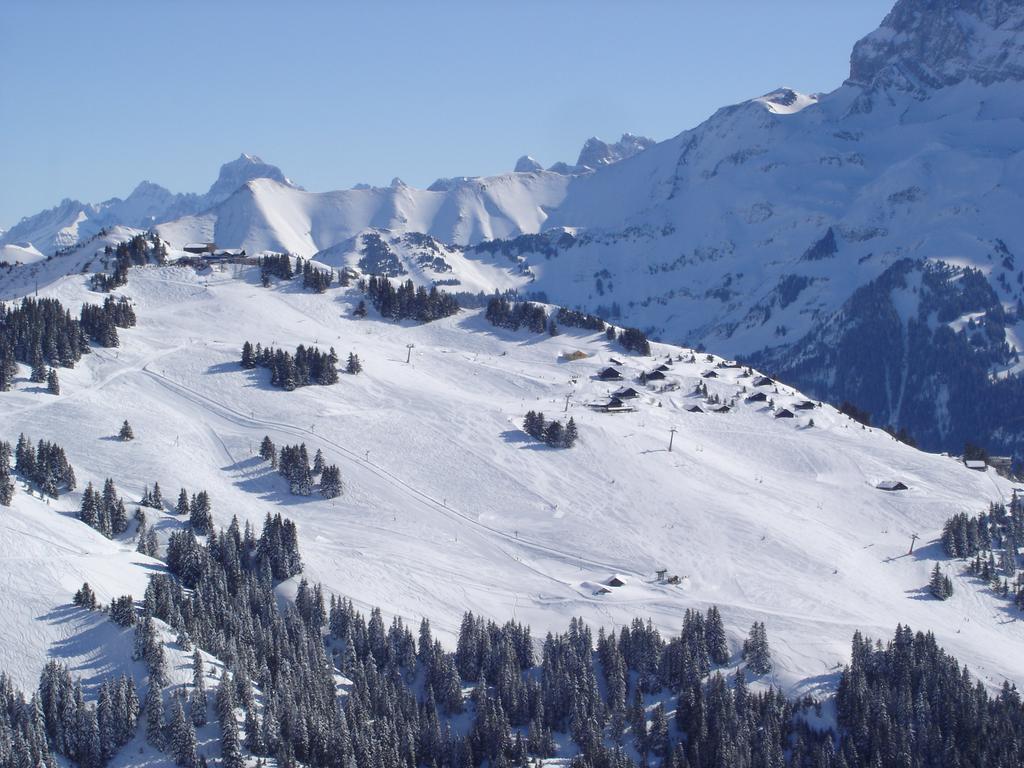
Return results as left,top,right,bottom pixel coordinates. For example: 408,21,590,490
2,262,1022,700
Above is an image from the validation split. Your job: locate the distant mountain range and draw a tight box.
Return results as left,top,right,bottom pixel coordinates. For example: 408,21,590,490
4,0,1024,457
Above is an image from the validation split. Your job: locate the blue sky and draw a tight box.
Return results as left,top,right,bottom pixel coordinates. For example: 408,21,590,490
0,0,894,229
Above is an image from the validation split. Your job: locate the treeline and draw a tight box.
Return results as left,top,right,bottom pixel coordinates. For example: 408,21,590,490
942,498,1024,610
240,341,340,389
258,437,343,498
362,275,460,322
91,232,168,292
522,411,578,448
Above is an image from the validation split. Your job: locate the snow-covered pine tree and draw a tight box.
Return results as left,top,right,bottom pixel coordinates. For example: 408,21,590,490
742,621,772,675
319,465,343,499
118,420,134,441
144,682,164,748
189,650,207,727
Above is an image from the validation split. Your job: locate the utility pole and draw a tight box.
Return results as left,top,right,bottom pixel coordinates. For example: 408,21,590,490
564,393,571,413
406,343,414,364
909,533,919,555
668,426,677,452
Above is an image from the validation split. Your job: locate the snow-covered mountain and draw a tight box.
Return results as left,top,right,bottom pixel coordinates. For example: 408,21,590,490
5,0,1024,458
0,154,300,256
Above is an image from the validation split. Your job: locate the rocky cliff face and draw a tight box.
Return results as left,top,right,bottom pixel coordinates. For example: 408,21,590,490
848,0,1024,91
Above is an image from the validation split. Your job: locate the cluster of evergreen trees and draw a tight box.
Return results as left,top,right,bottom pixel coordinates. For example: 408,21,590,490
90,232,168,292
942,498,1024,610
259,437,343,498
363,275,460,322
615,326,651,355
836,625,1024,766
485,296,548,334
301,259,333,293
78,296,136,348
523,411,578,448
0,298,88,390
172,488,213,534
37,662,140,768
240,342,339,389
79,479,129,539
7,434,76,498
259,253,294,283
556,306,607,332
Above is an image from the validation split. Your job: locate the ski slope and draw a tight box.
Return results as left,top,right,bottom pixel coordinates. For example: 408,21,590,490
2,262,1022,700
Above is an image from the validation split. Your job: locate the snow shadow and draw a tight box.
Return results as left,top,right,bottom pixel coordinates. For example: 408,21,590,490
42,608,133,687
206,361,241,375
225,460,322,506
499,429,532,444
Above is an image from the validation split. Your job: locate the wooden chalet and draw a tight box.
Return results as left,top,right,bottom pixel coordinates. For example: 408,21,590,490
876,480,908,491
597,366,623,381
745,392,768,404
774,408,795,419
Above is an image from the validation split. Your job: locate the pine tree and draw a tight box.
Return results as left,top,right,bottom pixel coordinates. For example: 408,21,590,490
742,621,772,675
30,357,47,384
73,582,98,610
561,417,578,448
0,461,13,506
543,420,563,447
171,696,198,768
145,683,164,748
119,420,134,441
346,352,362,374
46,367,60,395
706,605,730,665
189,650,207,727
217,682,244,768
259,436,276,464
319,465,343,499
177,488,190,517
313,449,325,475
930,563,953,600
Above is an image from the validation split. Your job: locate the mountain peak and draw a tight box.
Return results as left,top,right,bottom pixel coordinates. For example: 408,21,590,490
514,155,544,173
848,0,1024,92
575,133,655,170
206,153,298,203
